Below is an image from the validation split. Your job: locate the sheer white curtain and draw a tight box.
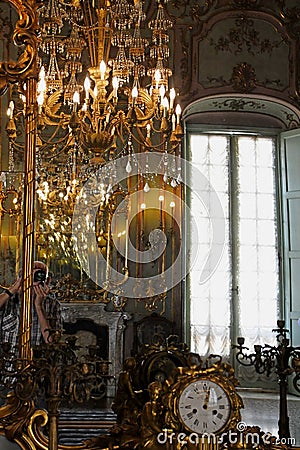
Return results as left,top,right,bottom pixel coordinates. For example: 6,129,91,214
190,134,231,356
238,137,279,346
189,133,279,365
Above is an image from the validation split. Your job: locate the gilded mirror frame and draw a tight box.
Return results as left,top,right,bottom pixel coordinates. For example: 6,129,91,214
0,1,67,449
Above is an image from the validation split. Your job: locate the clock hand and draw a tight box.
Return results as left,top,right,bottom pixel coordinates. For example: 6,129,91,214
203,388,211,409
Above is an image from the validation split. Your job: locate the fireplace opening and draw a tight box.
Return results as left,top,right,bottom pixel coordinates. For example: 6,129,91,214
63,319,109,360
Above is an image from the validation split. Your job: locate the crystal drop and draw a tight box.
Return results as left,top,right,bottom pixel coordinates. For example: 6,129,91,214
144,182,150,193
163,173,168,183
126,160,132,173
171,179,177,188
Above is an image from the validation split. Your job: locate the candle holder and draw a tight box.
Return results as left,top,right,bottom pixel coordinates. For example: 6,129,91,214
233,320,300,439
0,330,112,450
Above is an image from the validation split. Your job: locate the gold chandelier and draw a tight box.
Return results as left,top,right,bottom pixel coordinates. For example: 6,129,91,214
36,0,182,165
4,0,183,308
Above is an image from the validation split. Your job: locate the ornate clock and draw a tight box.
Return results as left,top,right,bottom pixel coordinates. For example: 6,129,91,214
178,378,231,434
165,357,243,436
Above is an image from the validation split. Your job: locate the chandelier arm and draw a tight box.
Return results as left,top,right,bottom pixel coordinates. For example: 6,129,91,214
38,133,71,152
112,125,126,146
130,128,170,151
39,125,70,144
148,121,166,133
10,142,27,153
39,198,65,207
40,108,68,122
38,140,70,155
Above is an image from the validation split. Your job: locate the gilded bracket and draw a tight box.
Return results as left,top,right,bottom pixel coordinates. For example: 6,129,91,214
0,0,39,95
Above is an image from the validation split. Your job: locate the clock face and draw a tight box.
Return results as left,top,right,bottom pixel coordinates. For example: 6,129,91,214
178,379,231,434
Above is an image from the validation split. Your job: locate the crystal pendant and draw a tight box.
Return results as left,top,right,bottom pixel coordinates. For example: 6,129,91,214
144,182,150,193
126,160,132,173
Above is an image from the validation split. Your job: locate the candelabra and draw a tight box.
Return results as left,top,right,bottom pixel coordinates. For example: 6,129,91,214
233,320,300,439
0,330,112,450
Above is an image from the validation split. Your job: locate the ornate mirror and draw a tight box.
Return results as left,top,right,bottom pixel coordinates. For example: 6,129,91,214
0,1,184,449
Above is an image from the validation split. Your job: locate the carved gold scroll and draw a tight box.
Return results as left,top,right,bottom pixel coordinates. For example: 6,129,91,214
0,0,40,448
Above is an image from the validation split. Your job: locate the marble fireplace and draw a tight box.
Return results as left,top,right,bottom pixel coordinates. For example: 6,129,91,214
61,302,130,397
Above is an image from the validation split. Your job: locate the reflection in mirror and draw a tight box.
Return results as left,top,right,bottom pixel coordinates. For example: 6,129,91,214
0,0,183,447
0,2,26,408
0,1,24,288
33,0,182,309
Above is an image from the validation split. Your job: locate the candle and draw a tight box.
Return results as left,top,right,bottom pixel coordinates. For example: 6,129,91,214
175,103,181,124
106,214,112,283
7,100,14,119
112,76,119,99
73,91,80,112
117,232,121,272
132,85,138,105
169,200,175,234
169,88,175,109
159,84,165,103
154,69,160,90
162,96,169,116
141,203,146,232
159,195,164,228
125,218,129,268
84,76,90,100
172,113,176,130
100,60,106,80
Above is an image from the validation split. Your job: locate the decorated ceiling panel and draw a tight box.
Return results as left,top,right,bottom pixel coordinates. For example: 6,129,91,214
167,0,300,115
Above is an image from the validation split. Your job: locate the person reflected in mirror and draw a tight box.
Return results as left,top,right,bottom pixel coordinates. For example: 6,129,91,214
0,260,62,352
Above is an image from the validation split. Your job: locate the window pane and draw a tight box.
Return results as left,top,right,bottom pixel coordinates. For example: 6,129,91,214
238,137,278,347
190,134,230,356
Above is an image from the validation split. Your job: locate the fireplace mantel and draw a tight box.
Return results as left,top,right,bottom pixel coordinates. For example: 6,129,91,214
61,302,131,397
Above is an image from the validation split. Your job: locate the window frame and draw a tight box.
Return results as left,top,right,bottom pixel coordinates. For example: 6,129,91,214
184,123,284,368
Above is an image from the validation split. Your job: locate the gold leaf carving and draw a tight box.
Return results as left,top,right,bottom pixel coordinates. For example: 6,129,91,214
0,0,39,93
